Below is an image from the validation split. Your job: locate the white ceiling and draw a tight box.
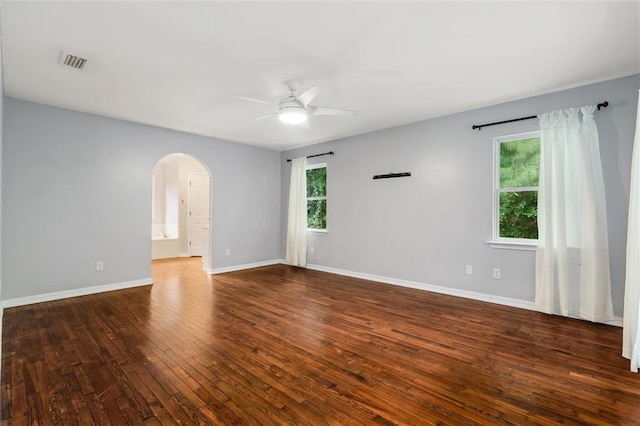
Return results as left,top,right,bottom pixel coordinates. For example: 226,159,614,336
2,1,639,151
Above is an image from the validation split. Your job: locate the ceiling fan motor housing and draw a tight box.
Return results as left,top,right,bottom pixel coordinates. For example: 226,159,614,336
278,99,308,124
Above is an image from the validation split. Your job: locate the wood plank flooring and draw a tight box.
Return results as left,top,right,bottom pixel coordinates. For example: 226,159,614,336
2,257,640,425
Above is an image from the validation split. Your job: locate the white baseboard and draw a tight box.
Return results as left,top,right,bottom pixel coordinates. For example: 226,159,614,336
208,259,284,275
579,315,622,327
1,278,153,308
179,253,190,258
306,264,623,327
0,276,3,384
307,263,535,310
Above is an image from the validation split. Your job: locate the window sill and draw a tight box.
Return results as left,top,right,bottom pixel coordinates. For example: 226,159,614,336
487,240,536,251
308,229,328,235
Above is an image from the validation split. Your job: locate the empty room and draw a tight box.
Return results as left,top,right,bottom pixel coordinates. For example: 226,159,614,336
1,1,640,424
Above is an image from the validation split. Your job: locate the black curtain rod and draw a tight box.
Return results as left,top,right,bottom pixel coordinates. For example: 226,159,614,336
286,151,334,162
472,101,609,131
373,172,411,180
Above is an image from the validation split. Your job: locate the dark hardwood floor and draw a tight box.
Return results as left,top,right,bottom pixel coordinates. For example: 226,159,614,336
2,257,639,425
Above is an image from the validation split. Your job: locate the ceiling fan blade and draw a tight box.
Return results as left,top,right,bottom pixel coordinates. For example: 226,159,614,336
232,95,274,105
243,113,277,123
309,106,358,116
296,86,321,107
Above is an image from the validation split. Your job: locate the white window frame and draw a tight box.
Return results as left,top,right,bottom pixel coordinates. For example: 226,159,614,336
306,162,327,233
488,131,540,251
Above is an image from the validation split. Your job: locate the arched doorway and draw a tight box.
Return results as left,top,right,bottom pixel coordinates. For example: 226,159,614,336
151,153,212,270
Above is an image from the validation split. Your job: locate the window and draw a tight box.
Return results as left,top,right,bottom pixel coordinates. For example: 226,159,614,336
307,163,327,230
493,131,540,244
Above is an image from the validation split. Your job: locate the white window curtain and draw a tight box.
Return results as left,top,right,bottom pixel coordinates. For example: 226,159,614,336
623,89,640,372
535,105,614,322
285,157,307,267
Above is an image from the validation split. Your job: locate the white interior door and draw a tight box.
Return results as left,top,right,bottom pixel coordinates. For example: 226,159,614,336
188,173,210,257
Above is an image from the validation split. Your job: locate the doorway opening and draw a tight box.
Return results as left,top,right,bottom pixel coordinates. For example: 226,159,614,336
151,153,212,270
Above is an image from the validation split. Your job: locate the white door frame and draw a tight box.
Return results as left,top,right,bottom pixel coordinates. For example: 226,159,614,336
150,153,214,273
187,172,210,257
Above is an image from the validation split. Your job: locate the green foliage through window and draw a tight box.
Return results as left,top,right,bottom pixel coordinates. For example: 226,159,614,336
307,166,327,229
499,191,538,239
498,135,540,239
500,138,540,188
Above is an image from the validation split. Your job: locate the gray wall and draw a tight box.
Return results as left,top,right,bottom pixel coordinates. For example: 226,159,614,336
0,29,3,304
282,74,640,316
2,98,281,300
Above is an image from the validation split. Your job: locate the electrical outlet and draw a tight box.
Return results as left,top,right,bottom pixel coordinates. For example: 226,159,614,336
225,248,230,256
96,261,104,271
493,268,501,279
465,264,472,275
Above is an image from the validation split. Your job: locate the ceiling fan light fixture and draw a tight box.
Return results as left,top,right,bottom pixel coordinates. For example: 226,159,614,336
237,81,357,125
278,107,308,125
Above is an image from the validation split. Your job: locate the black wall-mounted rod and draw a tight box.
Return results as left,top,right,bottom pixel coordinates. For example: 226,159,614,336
472,101,609,131
373,172,411,180
286,151,334,163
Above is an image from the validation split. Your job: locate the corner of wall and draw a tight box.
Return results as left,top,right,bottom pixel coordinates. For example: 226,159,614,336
1,7,6,382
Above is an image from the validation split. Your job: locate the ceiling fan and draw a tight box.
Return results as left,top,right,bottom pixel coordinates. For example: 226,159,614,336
233,80,357,127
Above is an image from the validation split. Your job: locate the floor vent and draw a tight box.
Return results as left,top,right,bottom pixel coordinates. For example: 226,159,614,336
59,52,87,70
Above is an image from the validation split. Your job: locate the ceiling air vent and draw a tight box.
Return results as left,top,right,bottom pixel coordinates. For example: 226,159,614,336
59,52,87,70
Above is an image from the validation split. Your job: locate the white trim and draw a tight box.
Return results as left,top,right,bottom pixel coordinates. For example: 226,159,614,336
306,163,327,232
500,186,539,193
1,278,153,308
0,278,3,384
308,229,328,235
207,259,284,275
487,240,537,251
492,130,541,242
179,252,190,258
306,263,622,327
187,171,210,257
306,162,327,170
308,263,535,310
0,307,2,382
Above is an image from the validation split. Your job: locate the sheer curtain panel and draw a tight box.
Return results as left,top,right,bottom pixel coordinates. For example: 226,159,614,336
535,106,614,322
623,90,640,372
285,157,308,267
